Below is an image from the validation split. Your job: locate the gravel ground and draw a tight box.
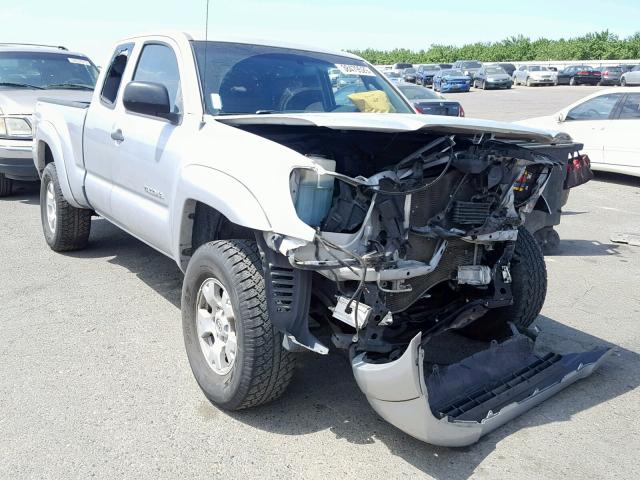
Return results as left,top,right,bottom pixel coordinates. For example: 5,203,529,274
1,85,639,480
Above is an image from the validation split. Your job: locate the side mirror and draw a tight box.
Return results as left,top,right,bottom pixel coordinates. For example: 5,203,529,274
557,112,566,122
123,81,179,123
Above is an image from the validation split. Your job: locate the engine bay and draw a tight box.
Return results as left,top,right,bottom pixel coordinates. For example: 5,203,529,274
242,125,558,355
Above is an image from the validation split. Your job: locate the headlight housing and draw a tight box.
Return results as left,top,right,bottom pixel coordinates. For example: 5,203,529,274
0,117,33,139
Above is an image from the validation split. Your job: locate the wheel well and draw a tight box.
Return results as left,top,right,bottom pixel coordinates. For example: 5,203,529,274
179,201,255,270
36,141,55,173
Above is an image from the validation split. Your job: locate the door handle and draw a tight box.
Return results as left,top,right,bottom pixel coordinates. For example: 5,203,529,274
110,128,124,142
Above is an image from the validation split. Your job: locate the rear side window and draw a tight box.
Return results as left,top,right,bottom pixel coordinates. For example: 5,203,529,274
133,43,182,113
101,43,133,106
619,93,640,119
566,94,622,121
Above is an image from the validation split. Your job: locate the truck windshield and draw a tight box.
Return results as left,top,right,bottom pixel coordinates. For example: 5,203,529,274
0,51,98,90
191,41,412,115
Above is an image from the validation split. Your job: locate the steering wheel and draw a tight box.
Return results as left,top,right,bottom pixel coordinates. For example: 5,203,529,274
279,88,323,111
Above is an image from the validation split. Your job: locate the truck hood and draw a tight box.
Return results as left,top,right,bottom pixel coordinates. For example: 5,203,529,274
0,89,93,115
216,113,571,143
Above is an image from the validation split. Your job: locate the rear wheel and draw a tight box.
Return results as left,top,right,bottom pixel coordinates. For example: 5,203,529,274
40,163,92,251
0,173,12,197
463,228,547,340
182,239,296,410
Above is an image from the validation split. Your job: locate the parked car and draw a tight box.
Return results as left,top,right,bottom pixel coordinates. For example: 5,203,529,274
621,65,640,86
619,64,638,73
328,68,341,86
473,65,512,90
496,62,517,76
452,60,483,79
512,65,557,87
556,65,601,86
432,69,471,92
598,66,623,86
33,31,605,448
391,62,413,74
402,67,417,83
0,43,98,196
519,88,640,177
383,71,403,85
336,74,360,88
415,64,440,86
396,82,464,116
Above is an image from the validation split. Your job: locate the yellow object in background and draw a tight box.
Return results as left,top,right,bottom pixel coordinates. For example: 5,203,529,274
347,90,396,113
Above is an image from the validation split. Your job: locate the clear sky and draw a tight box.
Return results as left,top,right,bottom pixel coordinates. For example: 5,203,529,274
3,0,639,65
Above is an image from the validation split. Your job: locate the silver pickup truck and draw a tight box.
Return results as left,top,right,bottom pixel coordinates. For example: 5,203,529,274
32,32,609,447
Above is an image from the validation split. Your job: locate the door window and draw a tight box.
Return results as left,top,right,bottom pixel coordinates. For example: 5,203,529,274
132,43,182,113
101,43,134,106
619,93,640,119
566,94,622,121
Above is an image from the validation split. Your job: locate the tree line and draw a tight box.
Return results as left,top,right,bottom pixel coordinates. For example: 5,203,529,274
348,31,640,64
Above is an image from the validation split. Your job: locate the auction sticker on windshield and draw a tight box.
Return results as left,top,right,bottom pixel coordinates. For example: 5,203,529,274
336,64,375,76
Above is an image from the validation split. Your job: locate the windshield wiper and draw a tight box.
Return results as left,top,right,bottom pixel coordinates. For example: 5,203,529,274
0,82,45,89
46,83,94,90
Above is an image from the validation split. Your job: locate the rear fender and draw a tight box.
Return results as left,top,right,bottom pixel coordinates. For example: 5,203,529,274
34,120,87,209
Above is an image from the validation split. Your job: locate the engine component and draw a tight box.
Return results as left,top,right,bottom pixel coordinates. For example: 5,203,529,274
291,155,336,227
332,296,373,330
451,201,492,226
456,265,491,285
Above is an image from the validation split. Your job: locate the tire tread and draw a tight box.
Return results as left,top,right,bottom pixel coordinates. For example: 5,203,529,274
196,240,296,410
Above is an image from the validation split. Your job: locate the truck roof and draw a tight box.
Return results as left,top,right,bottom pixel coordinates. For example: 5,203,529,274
0,43,88,58
118,31,363,62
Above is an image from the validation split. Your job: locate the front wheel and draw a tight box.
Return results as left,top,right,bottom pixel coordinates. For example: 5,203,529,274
0,173,12,197
40,163,92,251
569,77,576,86
182,239,296,411
621,78,627,87
463,228,547,340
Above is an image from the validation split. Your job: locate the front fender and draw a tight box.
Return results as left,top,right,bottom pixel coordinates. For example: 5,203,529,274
173,164,273,264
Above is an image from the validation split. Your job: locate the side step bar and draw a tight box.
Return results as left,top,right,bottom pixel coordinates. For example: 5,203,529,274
352,332,610,447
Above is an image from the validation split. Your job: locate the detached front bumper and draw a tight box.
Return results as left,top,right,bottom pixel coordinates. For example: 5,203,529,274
352,331,610,447
0,139,38,181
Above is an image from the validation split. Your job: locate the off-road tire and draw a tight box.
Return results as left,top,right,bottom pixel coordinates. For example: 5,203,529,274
463,228,547,340
182,239,296,411
0,173,12,197
40,163,92,251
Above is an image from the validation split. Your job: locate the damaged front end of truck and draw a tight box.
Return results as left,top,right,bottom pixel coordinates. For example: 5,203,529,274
220,116,610,447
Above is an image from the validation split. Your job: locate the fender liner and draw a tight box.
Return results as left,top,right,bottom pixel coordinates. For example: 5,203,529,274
256,234,328,355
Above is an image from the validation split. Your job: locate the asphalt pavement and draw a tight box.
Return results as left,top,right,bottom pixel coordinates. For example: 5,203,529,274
1,85,638,479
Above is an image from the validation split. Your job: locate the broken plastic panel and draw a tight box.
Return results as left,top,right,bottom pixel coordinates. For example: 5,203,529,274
352,331,610,447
